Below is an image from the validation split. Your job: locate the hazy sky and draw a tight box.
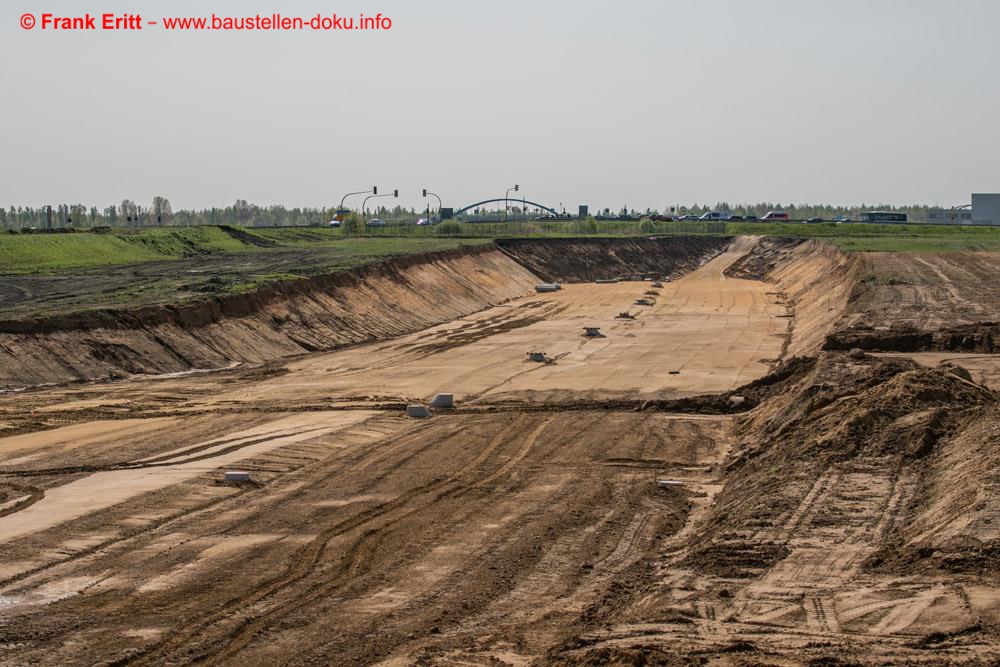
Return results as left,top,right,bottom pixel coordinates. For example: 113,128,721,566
2,0,998,212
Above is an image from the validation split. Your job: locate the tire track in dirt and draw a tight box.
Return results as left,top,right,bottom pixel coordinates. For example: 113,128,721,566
727,458,911,637
0,483,44,518
0,416,403,590
0,424,339,478
123,416,536,666
196,416,540,665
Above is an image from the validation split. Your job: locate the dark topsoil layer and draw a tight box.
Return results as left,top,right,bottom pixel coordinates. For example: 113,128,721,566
496,236,731,283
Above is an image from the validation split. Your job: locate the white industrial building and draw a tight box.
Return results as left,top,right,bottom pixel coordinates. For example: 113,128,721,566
927,207,973,224
972,193,1000,225
929,194,1000,225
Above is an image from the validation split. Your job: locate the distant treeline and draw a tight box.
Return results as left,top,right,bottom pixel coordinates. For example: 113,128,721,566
0,198,950,230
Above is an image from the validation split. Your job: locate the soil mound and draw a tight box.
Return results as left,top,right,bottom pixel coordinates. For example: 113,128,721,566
869,407,1000,575
687,352,997,576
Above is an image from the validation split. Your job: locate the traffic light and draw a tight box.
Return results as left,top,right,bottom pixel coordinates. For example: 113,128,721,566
515,184,519,192
394,189,398,197
373,186,377,195
422,189,427,197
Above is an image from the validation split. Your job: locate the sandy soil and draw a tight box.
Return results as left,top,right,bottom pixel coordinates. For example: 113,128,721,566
829,251,1000,352
1,237,999,666
878,351,1000,390
188,238,787,408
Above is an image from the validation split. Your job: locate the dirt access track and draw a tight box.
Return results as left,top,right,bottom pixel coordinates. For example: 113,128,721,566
1,235,999,666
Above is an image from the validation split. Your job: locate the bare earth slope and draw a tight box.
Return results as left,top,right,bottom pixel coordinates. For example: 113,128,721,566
726,238,860,357
2,237,1000,665
497,236,730,283
0,246,539,390
828,251,1000,352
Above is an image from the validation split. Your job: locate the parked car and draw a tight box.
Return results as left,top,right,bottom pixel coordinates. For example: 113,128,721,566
677,214,700,221
728,215,745,222
699,211,730,221
366,218,386,227
328,219,341,228
762,211,790,221
745,214,759,221
804,217,825,224
416,218,434,226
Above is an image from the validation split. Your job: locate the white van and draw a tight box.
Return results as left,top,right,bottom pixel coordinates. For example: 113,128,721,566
698,211,730,221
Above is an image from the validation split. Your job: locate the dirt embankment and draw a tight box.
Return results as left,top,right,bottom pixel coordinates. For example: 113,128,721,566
496,236,731,283
826,252,1000,353
0,237,733,390
688,352,998,578
869,404,1000,575
726,238,860,357
0,245,539,389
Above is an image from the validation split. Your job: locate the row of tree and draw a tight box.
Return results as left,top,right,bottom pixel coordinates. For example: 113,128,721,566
0,199,952,230
0,198,449,230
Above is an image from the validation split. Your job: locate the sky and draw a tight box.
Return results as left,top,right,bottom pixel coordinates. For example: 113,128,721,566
2,0,998,213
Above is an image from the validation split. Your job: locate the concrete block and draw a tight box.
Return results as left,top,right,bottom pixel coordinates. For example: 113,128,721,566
430,393,454,408
406,405,432,418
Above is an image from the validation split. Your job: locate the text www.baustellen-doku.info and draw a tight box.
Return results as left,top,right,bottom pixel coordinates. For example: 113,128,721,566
19,12,393,31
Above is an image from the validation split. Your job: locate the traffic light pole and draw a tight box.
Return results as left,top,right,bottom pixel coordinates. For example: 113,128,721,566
361,190,399,216
505,184,519,222
422,189,443,214
340,187,379,210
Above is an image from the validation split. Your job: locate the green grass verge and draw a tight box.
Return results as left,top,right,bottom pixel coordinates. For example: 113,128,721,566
3,221,998,277
0,233,163,274
112,225,249,256
0,226,252,274
723,222,1000,252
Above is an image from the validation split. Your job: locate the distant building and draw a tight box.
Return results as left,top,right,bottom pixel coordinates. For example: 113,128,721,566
927,207,973,224
861,211,907,223
972,193,1000,225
